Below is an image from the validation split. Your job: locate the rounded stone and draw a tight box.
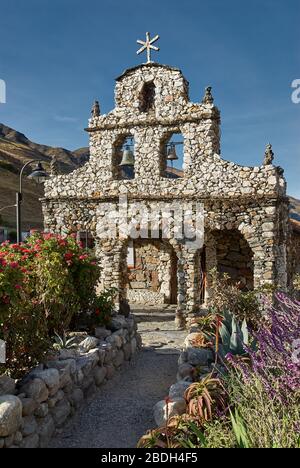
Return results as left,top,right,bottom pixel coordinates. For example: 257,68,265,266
20,378,49,403
0,395,22,437
153,398,186,427
169,381,191,399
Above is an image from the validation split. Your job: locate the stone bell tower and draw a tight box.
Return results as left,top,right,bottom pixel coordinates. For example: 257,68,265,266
42,33,290,327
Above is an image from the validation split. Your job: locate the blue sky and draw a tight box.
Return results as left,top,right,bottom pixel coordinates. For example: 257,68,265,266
0,0,299,197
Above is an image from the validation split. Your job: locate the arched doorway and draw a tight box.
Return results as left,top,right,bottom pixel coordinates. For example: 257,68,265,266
212,229,254,291
124,239,178,306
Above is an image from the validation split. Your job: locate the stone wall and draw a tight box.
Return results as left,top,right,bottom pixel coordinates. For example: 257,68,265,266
213,229,254,290
153,323,216,426
0,314,140,449
126,240,175,304
288,224,300,285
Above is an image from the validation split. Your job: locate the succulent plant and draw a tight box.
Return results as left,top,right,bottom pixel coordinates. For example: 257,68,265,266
219,311,254,357
53,331,77,350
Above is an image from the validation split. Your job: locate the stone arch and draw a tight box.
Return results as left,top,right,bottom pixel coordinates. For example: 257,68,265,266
203,227,255,303
139,81,156,113
213,229,254,290
159,129,184,178
120,237,179,306
112,133,135,180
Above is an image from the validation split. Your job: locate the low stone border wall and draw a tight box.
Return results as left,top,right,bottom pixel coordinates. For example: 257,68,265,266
0,314,141,448
153,326,216,426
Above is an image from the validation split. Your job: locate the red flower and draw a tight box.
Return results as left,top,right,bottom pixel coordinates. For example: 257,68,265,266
10,262,19,269
79,254,88,261
64,252,74,261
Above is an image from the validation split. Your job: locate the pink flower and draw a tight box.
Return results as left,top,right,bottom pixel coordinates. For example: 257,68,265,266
15,284,22,290
79,254,88,260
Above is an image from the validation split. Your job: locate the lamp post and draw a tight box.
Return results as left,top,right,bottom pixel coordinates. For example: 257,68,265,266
16,160,49,244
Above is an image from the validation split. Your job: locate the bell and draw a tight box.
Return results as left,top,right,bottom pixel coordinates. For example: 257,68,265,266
166,144,179,162
119,146,134,166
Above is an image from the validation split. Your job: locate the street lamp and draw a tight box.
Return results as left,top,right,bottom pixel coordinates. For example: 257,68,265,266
16,160,49,244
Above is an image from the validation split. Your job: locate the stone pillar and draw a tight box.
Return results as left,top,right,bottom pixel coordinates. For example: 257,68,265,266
175,253,186,328
204,232,217,303
175,247,202,328
95,238,128,307
186,250,201,314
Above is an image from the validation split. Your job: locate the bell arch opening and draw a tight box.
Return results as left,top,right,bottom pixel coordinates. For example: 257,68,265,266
112,134,135,180
139,81,156,113
160,132,184,179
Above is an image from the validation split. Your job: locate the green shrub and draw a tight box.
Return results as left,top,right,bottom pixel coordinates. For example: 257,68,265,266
226,371,300,448
207,268,271,329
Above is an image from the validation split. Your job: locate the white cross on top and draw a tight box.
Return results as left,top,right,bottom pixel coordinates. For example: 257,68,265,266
137,32,160,63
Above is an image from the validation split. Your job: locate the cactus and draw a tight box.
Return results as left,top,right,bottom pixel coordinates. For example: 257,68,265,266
219,311,253,357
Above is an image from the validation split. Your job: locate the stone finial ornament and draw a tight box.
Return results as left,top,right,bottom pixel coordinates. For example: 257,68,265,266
264,143,274,165
202,86,214,105
50,154,59,176
91,100,100,118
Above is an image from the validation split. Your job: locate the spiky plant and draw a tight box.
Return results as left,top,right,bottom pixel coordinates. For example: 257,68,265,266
53,331,77,350
184,375,227,422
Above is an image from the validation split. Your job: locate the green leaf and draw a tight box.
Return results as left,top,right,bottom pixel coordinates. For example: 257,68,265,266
230,409,251,448
230,317,238,353
241,319,249,347
220,323,231,352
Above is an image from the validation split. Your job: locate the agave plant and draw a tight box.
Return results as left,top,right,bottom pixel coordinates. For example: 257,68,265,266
53,331,77,350
219,311,255,357
184,375,227,423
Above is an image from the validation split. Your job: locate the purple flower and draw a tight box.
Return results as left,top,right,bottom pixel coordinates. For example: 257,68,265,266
239,293,300,404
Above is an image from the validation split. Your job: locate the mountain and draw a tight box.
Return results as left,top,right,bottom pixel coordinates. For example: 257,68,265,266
0,123,89,231
289,197,300,222
0,122,299,234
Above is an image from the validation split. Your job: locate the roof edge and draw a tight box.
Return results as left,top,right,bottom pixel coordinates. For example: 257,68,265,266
115,62,185,81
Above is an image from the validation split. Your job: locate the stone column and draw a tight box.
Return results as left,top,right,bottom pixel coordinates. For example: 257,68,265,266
204,232,217,303
175,253,186,328
175,246,202,328
95,238,128,307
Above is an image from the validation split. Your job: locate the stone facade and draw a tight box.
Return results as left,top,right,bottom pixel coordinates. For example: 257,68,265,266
42,61,291,325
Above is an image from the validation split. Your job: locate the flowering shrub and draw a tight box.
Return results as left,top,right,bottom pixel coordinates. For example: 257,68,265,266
220,293,300,447
245,293,300,402
92,288,117,327
138,291,300,448
0,233,101,376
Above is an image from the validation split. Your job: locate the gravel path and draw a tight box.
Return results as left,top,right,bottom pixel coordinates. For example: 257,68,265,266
50,306,185,448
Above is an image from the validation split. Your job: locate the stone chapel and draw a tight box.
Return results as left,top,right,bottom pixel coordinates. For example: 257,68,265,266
42,51,296,325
